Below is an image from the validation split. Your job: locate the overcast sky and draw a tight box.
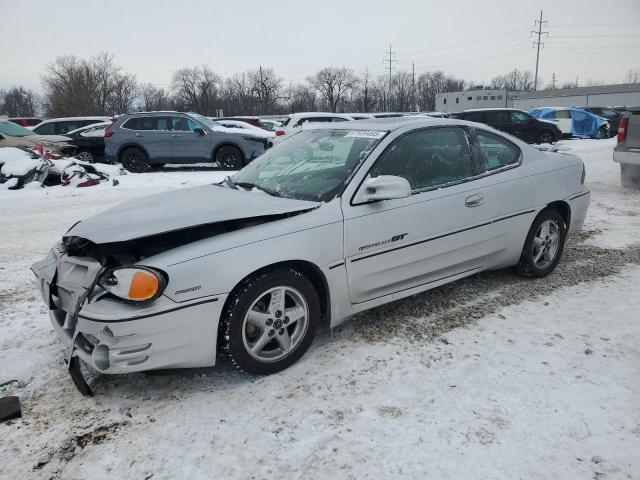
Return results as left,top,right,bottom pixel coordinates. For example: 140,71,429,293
1,0,639,91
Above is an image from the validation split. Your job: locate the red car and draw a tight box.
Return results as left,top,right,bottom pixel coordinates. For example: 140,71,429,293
8,117,42,127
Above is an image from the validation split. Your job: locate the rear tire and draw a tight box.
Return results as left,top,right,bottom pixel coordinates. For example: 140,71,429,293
215,146,243,170
537,130,555,144
621,163,640,188
219,268,320,375
74,148,95,163
516,209,566,278
121,147,150,173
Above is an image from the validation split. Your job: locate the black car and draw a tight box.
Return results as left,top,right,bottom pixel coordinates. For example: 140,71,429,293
579,106,623,137
451,109,562,144
66,122,109,163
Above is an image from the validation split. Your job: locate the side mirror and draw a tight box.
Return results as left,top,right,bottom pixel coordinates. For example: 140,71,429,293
354,175,412,204
194,127,206,136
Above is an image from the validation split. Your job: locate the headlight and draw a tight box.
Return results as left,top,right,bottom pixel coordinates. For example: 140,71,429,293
99,267,166,302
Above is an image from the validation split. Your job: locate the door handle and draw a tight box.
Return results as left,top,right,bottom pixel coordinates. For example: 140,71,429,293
171,133,182,138
134,133,144,137
465,193,484,207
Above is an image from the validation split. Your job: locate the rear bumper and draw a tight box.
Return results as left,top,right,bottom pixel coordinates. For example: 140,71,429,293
613,149,640,166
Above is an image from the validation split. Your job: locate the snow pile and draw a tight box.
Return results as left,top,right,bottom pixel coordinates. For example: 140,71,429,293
0,147,42,176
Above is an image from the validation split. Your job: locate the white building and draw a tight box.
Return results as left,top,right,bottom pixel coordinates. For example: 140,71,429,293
510,83,640,111
436,83,640,114
436,88,511,113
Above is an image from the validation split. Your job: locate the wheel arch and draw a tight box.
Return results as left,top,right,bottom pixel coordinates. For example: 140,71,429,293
221,259,331,329
545,200,571,230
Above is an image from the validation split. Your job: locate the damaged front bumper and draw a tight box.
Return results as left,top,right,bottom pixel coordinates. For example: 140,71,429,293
31,246,226,392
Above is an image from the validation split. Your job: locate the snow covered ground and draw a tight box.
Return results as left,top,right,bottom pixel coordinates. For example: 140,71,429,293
1,139,639,479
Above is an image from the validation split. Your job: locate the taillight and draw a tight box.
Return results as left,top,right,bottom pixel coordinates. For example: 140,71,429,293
275,130,285,136
617,117,628,143
104,123,114,138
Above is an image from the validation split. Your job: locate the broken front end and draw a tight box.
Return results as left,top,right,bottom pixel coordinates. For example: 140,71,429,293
30,236,226,395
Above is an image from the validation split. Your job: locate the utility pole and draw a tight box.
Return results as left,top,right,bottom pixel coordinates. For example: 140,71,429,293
411,62,416,112
531,10,548,91
383,44,398,112
551,72,556,89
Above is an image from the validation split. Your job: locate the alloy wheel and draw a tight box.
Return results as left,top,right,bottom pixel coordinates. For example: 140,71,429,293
532,219,560,269
241,286,309,363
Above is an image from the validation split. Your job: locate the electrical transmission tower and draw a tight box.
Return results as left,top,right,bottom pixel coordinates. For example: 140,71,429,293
531,10,548,91
383,44,398,112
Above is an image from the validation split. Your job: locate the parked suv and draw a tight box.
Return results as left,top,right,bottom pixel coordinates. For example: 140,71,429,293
613,106,640,187
32,116,111,135
452,108,561,144
105,112,267,171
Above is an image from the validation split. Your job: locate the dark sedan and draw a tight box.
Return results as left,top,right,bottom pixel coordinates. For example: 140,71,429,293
451,109,562,144
66,122,109,163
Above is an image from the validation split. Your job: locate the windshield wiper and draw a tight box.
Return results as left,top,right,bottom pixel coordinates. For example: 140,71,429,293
223,176,238,189
235,181,279,197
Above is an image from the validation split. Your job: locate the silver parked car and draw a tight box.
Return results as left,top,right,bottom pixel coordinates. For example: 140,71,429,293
32,117,590,393
104,111,268,171
613,106,640,187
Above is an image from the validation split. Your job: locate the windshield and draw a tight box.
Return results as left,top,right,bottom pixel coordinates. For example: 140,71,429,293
188,113,221,129
0,121,36,137
231,128,386,201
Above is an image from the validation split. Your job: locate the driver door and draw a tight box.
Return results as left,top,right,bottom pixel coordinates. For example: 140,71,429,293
342,126,496,306
170,116,212,163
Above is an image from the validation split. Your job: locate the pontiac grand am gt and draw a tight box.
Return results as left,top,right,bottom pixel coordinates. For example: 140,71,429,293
31,117,590,393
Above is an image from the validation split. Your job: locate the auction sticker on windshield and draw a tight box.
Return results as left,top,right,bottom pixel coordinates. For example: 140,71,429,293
345,130,387,139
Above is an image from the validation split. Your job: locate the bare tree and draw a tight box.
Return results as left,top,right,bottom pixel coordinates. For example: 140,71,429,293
490,68,534,91
307,67,357,112
283,83,317,113
624,68,640,84
108,73,138,114
171,65,221,115
416,71,466,111
249,67,282,114
139,83,171,111
41,52,138,116
0,87,38,116
391,71,413,112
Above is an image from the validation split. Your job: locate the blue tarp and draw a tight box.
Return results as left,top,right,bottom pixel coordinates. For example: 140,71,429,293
528,107,606,138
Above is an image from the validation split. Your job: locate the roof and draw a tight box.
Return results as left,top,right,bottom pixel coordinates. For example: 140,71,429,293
302,116,458,132
37,116,110,123
463,108,524,112
513,83,640,99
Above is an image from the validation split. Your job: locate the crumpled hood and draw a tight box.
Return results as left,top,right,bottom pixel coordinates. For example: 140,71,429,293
66,184,320,244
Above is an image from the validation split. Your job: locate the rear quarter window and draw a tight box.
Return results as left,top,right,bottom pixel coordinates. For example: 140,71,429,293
475,130,521,171
34,122,55,135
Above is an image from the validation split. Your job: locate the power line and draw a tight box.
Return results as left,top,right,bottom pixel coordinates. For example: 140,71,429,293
531,10,549,91
382,44,398,112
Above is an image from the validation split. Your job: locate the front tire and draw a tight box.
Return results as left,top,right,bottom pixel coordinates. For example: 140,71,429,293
537,130,555,144
517,209,566,277
215,146,243,170
121,147,150,173
219,268,320,375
